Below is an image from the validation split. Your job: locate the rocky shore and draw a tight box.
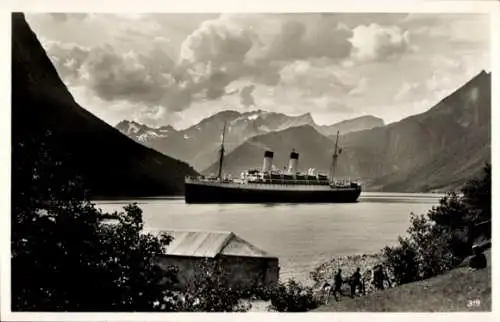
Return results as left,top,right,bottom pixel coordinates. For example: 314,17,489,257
310,253,383,286
247,252,392,312
308,251,401,300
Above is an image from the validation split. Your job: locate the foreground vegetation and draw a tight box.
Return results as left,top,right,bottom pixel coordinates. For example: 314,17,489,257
382,163,490,285
11,128,490,312
314,250,491,312
309,163,491,311
11,131,249,312
10,130,323,312
244,163,491,312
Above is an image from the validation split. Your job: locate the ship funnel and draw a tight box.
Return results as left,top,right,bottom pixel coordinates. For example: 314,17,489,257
288,149,299,174
262,150,274,172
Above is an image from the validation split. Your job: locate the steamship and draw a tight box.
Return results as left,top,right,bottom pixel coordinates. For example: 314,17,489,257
184,123,362,203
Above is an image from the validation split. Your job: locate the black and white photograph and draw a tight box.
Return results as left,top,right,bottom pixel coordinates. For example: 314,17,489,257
2,0,497,319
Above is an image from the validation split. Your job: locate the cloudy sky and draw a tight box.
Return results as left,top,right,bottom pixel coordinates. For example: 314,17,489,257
25,12,490,129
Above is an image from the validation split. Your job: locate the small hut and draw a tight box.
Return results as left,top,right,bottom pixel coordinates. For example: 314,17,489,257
148,229,279,291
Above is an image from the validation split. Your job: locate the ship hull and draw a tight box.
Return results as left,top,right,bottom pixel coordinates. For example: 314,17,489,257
185,182,362,204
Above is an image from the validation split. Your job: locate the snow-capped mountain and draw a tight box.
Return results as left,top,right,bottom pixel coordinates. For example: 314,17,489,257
115,109,315,171
115,121,177,143
116,109,384,172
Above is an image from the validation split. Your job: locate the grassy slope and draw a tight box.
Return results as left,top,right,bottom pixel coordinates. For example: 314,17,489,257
314,250,491,312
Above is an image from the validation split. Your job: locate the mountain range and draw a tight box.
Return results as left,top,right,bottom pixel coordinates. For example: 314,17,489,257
116,111,384,171
204,70,491,192
117,67,490,193
13,11,490,195
12,13,197,198
317,115,385,137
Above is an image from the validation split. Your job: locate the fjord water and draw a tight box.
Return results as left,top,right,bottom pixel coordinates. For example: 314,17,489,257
95,192,441,283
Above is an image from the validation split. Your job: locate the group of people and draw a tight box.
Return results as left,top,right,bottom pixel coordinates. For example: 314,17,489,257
320,244,489,304
322,264,390,302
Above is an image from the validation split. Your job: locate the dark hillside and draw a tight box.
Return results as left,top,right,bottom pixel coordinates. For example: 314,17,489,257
12,13,197,198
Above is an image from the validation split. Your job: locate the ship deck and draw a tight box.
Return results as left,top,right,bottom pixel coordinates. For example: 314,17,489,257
185,180,359,191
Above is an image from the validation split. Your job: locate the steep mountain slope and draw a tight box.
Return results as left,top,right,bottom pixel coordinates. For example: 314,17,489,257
206,71,490,192
318,115,384,137
342,70,491,192
12,13,197,198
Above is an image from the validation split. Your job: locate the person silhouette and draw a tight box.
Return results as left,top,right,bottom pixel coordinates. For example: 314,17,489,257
333,268,343,301
373,265,386,290
469,246,487,269
350,267,363,297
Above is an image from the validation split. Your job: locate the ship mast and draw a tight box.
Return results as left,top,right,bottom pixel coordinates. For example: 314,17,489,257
217,122,227,181
329,130,341,182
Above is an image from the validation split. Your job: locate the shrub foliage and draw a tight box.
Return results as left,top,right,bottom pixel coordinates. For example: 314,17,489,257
269,279,321,312
172,259,251,312
382,163,491,285
11,130,250,312
12,127,490,311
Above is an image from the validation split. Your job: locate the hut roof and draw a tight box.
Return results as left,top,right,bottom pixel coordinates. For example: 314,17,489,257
143,229,275,259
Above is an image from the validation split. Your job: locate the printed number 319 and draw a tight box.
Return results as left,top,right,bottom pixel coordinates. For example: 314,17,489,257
467,299,480,308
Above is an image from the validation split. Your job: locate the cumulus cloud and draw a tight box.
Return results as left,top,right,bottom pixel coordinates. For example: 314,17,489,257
176,14,293,92
349,23,412,63
33,12,490,128
259,17,353,62
81,46,158,102
174,14,357,101
41,39,91,85
394,69,466,105
70,85,185,127
42,39,195,112
430,55,462,72
176,16,260,102
179,16,253,67
239,85,256,107
404,13,490,46
43,28,247,116
40,13,414,120
49,13,69,22
348,77,369,96
313,96,354,113
279,60,357,98
395,82,425,102
137,105,168,124
49,13,89,22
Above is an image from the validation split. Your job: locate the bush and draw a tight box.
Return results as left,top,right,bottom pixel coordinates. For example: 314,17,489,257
383,202,469,285
461,162,491,224
246,284,274,301
382,164,491,286
11,130,249,312
171,259,251,312
269,279,320,312
382,237,419,285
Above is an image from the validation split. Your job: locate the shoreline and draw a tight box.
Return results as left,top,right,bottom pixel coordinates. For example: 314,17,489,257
91,191,445,201
276,252,385,287
248,252,387,312
309,252,384,288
